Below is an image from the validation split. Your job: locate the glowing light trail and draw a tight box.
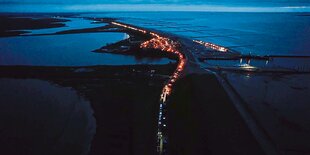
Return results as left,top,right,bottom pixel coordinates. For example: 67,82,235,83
112,21,186,155
111,22,147,34
193,39,228,52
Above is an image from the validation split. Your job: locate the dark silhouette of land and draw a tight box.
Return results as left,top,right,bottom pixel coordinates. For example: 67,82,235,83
167,74,264,155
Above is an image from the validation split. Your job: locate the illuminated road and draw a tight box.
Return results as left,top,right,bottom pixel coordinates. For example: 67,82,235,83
111,22,186,154
111,21,241,154
112,21,187,154
110,21,292,155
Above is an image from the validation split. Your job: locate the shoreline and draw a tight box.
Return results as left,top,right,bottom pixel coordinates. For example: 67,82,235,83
2,13,308,155
0,15,179,155
106,18,277,155
1,15,191,154
0,14,266,155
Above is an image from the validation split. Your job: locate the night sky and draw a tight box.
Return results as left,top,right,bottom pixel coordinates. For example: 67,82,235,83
0,0,309,12
0,0,309,5
0,0,310,6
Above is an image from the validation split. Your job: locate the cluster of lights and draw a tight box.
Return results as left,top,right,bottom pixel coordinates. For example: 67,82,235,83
111,22,147,34
146,32,186,154
239,63,257,69
111,21,186,154
111,21,186,96
140,32,186,97
193,40,228,52
140,27,186,155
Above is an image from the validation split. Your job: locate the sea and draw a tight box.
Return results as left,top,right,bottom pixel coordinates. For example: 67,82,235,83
83,12,310,56
1,11,310,154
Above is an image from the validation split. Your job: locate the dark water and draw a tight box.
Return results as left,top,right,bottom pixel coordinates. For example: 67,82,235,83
84,12,310,56
204,57,310,72
0,78,95,155
0,15,175,155
0,12,309,154
0,32,173,66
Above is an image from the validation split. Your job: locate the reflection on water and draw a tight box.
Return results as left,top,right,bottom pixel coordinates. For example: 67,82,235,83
22,17,107,35
204,57,310,72
225,72,310,153
0,32,173,66
0,78,95,155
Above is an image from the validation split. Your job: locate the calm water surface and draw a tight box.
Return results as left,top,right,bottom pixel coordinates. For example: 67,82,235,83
0,32,173,66
1,12,309,154
83,12,310,56
0,78,95,155
22,17,107,35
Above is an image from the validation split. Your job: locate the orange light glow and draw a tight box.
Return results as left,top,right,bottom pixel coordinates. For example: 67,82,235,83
193,39,228,52
112,21,186,97
112,23,187,153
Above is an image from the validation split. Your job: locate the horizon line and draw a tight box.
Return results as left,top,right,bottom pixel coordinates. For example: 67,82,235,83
1,4,310,13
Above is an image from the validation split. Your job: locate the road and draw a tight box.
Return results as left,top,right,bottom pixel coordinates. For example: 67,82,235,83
111,21,281,155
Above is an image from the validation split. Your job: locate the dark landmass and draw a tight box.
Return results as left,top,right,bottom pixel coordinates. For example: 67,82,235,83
0,15,118,37
0,64,176,155
0,14,180,155
0,14,268,155
0,64,176,79
94,44,179,60
55,73,162,155
167,74,264,155
0,15,70,37
56,21,180,60
55,23,118,35
0,14,176,61
51,67,169,155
